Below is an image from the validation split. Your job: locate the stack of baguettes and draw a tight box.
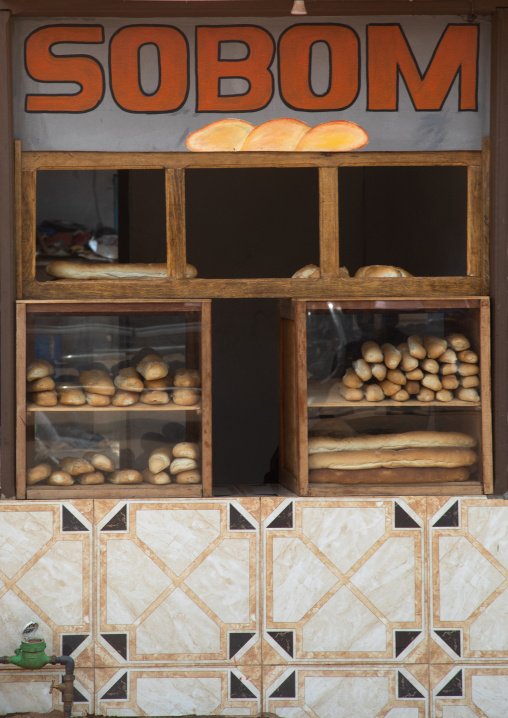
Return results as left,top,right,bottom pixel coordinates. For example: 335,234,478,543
339,333,479,403
146,443,201,485
308,430,478,484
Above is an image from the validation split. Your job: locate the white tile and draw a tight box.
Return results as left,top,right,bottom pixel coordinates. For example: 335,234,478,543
467,507,508,570
471,675,508,718
135,509,221,576
350,537,416,622
301,507,386,573
136,676,222,716
0,589,54,654
385,710,419,718
302,586,386,652
304,675,390,718
442,708,479,717
470,587,508,651
16,539,83,625
0,511,54,579
439,536,505,621
0,679,53,714
184,538,251,623
106,539,172,624
135,588,220,655
272,538,337,623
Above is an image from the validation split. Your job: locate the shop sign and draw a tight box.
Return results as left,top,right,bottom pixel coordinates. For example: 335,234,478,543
13,17,490,151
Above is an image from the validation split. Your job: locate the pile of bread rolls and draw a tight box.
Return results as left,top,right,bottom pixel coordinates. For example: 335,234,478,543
308,430,477,484
339,333,479,403
27,355,201,408
27,442,202,487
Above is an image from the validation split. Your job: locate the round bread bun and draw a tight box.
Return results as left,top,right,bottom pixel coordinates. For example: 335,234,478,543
296,121,369,152
354,265,413,278
242,118,310,151
185,119,255,152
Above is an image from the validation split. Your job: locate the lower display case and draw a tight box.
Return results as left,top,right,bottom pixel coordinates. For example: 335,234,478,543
16,301,212,499
279,297,492,496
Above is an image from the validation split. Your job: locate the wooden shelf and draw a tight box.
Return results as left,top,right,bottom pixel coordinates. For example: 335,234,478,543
26,482,203,499
307,480,484,496
307,380,480,408
27,402,201,412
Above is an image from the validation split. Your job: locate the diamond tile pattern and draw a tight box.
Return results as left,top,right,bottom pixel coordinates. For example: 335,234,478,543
2,496,508,716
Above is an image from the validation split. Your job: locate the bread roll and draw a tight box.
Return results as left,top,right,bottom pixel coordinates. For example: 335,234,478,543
405,368,424,381
85,392,111,406
421,358,439,374
365,384,384,402
27,359,54,381
371,363,387,381
242,118,310,151
353,359,372,382
457,350,478,364
149,446,173,474
354,265,412,278
406,380,420,395
292,264,320,279
28,376,55,392
27,463,53,485
174,368,201,388
174,469,201,484
398,344,419,371
421,374,442,392
170,458,198,474
441,362,458,376
114,367,144,392
458,362,479,377
59,457,94,475
460,375,480,388
408,335,426,359
136,354,169,381
140,390,170,405
338,383,364,401
76,471,105,485
424,336,447,359
386,369,406,386
58,388,86,406
31,390,58,406
342,368,364,389
185,118,255,152
441,375,460,390
417,387,435,402
456,387,480,402
112,390,139,406
361,341,383,363
48,471,74,485
46,260,197,280
144,376,173,390
107,470,143,484
439,348,457,364
173,442,200,459
173,388,200,406
296,120,369,152
83,452,115,472
142,468,171,485
308,431,476,453
381,343,401,369
436,389,453,402
309,466,471,484
79,370,115,396
308,447,477,470
393,389,410,401
380,379,400,397
446,333,470,351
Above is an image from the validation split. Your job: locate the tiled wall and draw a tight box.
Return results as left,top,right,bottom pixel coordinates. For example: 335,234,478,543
1,495,508,716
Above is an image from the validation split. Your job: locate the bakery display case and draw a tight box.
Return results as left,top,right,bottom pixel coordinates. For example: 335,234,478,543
16,301,211,499
279,298,492,497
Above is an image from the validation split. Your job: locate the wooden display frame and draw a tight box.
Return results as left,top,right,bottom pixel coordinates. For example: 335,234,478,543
16,300,212,500
279,297,492,497
16,144,489,301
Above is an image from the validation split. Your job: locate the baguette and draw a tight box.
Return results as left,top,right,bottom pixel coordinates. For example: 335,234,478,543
407,335,426,360
386,369,406,385
308,431,476,454
405,368,424,381
170,458,198,474
441,362,458,376
75,471,105,485
458,362,479,377
441,375,460,390
353,359,372,382
354,265,412,278
173,442,200,459
309,466,471,484
371,363,387,381
58,387,86,406
83,452,115,472
406,380,420,395
136,355,169,381
173,388,200,406
421,374,442,392
139,390,170,405
28,376,55,392
398,343,419,372
27,359,54,381
439,348,458,364
114,367,144,392
59,457,94,475
365,384,384,402
393,389,410,401
144,376,174,390
142,468,171,485
436,389,453,402
424,336,447,359
456,387,480,402
79,370,115,396
457,350,478,364
47,471,74,485
31,390,58,406
149,446,173,474
342,367,364,389
172,369,200,387
173,469,201,484
308,447,477,470
46,260,198,279
460,375,479,388
381,343,401,370
85,392,111,406
361,341,383,363
27,463,53,485
421,358,439,374
379,379,400,397
416,387,435,402
112,390,139,406
107,470,143,484
292,264,320,279
446,333,470,351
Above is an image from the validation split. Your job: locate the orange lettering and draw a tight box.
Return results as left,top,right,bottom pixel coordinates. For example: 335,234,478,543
196,26,274,112
279,25,360,111
25,25,104,113
110,26,188,113
367,24,478,111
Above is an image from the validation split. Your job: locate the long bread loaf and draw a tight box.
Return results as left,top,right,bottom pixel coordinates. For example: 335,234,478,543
308,447,477,470
46,261,198,279
309,467,471,483
308,431,476,454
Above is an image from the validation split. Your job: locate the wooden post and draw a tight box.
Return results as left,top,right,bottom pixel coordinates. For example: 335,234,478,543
166,168,187,278
318,167,339,277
